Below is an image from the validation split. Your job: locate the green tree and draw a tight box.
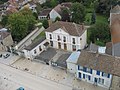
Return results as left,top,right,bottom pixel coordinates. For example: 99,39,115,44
70,2,86,24
50,0,58,8
42,19,49,29
91,11,96,24
55,17,61,22
8,8,36,42
61,8,70,22
1,15,8,27
88,22,111,46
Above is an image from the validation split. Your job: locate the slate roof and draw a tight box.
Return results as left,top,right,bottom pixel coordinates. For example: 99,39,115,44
45,21,86,36
77,50,120,77
24,37,46,51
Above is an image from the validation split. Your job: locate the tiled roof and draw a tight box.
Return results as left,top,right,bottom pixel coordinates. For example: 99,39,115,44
45,21,86,36
0,31,10,40
39,8,51,16
24,37,46,51
53,2,72,15
110,5,120,13
77,50,120,77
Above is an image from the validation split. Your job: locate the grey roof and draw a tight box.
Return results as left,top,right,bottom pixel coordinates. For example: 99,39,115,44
105,42,112,55
35,48,57,63
39,9,51,16
24,37,46,51
56,53,71,68
113,42,120,57
77,50,120,77
87,43,98,52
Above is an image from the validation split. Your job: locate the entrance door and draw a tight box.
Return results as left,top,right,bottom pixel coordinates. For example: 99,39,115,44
79,72,81,79
58,42,61,49
64,43,67,50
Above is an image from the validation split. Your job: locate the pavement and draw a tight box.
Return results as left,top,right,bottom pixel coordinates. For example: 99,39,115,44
0,52,20,65
12,58,108,90
0,62,72,90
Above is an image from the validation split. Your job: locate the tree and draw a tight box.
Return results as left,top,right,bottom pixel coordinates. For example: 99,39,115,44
61,8,70,22
55,17,61,22
1,15,8,27
42,19,49,29
88,22,111,46
50,0,58,8
8,8,36,42
70,2,86,24
91,11,96,24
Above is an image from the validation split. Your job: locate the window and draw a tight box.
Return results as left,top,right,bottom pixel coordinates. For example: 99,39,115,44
50,41,53,46
99,78,104,85
39,46,42,51
63,36,66,42
78,66,83,70
49,34,52,39
83,67,87,72
72,45,76,51
83,74,85,79
102,72,109,78
72,38,75,44
58,35,61,41
96,71,100,75
34,49,37,54
86,68,92,74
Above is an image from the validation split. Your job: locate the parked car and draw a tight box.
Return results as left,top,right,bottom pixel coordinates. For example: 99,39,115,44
16,87,24,90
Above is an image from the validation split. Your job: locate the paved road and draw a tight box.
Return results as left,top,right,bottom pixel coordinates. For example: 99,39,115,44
0,63,72,90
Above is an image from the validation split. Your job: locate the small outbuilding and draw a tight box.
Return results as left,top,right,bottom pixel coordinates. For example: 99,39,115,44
66,51,80,74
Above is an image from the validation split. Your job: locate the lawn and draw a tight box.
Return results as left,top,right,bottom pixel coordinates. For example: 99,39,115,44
85,13,108,25
33,31,45,42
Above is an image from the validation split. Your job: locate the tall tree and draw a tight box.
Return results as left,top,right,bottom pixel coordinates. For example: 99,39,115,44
8,8,36,42
70,2,86,24
88,22,111,46
61,8,70,22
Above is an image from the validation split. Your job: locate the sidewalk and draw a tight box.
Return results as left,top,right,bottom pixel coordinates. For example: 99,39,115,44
12,58,108,90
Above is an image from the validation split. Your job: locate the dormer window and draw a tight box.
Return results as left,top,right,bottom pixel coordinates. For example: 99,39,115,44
72,38,75,44
49,34,52,39
58,35,61,41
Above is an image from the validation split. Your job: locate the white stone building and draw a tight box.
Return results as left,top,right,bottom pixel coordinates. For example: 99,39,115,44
23,37,49,59
49,2,72,21
66,51,80,74
45,21,87,51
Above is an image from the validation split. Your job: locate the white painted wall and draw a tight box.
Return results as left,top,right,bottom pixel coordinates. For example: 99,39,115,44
23,40,47,59
67,62,76,74
45,28,87,51
50,9,61,21
76,65,112,89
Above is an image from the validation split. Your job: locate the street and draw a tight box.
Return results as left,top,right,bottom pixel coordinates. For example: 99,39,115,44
0,63,72,90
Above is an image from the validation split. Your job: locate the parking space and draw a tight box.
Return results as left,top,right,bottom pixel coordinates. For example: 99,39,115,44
0,52,20,65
